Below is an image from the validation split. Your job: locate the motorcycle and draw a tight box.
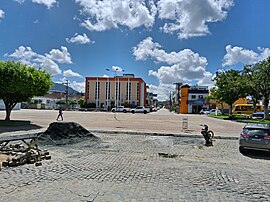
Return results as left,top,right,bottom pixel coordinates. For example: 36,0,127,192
200,124,214,146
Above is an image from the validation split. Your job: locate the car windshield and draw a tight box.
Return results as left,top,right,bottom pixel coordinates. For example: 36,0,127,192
243,128,270,137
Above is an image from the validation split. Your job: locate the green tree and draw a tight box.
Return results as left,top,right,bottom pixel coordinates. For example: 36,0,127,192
78,98,85,107
206,87,225,112
213,70,245,117
245,58,270,119
243,65,263,114
0,61,53,121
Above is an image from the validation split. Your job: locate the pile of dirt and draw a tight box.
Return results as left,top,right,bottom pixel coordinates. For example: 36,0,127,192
38,122,99,145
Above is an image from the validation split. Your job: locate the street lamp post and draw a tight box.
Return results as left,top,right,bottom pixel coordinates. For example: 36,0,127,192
106,68,124,119
63,79,70,109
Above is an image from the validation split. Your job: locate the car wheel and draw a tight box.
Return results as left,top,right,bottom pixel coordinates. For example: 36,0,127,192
132,111,135,114
112,110,115,112
123,110,127,113
239,146,246,154
144,110,147,114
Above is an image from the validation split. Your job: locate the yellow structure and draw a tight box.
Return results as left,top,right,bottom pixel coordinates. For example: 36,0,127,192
209,98,248,110
180,87,189,114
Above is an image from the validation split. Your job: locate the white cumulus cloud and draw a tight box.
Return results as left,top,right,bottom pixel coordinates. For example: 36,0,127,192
75,0,157,31
148,83,175,102
33,55,61,75
63,69,83,78
133,37,214,99
222,45,270,67
32,0,57,9
66,33,94,44
5,46,73,75
46,46,72,64
70,81,85,93
157,0,234,39
0,9,5,20
14,0,25,4
74,0,233,39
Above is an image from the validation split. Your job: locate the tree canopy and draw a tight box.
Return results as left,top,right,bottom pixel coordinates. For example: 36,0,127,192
212,69,246,116
244,57,270,119
0,61,53,120
212,57,270,119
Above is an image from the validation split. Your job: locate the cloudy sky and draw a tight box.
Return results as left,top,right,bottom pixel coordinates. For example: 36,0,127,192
0,0,270,100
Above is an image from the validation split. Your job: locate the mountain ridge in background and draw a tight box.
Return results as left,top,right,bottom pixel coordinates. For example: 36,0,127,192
49,83,80,95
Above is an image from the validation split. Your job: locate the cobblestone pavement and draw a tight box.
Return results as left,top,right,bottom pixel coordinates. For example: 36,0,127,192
1,133,269,202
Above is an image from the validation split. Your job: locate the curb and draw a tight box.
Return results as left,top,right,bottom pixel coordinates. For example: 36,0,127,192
89,129,239,140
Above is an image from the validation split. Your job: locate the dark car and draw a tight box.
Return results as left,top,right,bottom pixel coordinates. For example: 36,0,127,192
239,123,270,153
252,112,270,119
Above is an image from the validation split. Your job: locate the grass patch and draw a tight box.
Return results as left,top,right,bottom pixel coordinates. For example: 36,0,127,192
237,119,270,124
208,114,270,124
208,114,250,120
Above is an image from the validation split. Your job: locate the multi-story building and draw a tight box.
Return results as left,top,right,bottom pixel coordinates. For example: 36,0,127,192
180,85,209,114
85,74,147,110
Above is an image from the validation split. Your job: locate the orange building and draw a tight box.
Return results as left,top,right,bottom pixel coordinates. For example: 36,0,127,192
85,74,147,110
180,85,209,114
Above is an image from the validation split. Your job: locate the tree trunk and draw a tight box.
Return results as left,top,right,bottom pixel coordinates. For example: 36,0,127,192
263,98,270,120
252,99,257,114
221,103,224,114
228,104,233,118
5,106,11,121
4,100,16,121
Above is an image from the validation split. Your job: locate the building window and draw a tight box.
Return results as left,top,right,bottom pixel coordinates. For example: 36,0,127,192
137,83,140,101
95,81,100,99
129,82,131,100
126,82,131,101
126,83,128,100
191,95,196,99
106,81,110,99
118,82,121,100
88,81,90,99
198,95,203,99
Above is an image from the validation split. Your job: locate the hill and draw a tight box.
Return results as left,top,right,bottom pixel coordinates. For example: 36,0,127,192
49,83,80,95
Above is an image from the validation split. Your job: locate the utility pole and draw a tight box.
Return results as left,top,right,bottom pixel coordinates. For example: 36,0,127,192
169,91,172,112
173,82,182,113
106,68,124,119
63,79,70,109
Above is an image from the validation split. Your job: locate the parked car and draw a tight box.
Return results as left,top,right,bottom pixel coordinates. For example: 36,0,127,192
199,108,208,114
201,109,222,115
131,106,150,114
252,111,270,119
208,109,222,115
111,106,131,113
239,123,270,153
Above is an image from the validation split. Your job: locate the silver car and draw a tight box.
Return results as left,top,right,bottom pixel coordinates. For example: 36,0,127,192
239,123,270,153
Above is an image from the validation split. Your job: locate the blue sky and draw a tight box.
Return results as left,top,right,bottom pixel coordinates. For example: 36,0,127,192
1,0,270,100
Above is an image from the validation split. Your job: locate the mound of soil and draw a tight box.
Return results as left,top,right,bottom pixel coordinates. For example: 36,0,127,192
38,122,99,145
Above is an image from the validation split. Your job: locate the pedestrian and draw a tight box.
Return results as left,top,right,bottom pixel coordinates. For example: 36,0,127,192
56,107,63,121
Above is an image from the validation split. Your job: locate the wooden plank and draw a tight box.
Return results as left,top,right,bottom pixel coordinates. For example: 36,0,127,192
0,131,43,143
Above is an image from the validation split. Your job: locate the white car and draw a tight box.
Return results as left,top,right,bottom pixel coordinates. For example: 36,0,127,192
111,106,131,113
131,106,150,114
206,109,222,115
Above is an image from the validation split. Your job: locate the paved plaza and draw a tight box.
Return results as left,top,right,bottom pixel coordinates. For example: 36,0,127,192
0,109,269,201
0,108,245,138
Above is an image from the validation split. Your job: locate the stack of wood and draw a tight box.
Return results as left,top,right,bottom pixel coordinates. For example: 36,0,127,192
1,143,51,168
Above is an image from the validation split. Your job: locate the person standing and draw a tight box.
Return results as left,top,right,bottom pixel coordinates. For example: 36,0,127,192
56,107,63,121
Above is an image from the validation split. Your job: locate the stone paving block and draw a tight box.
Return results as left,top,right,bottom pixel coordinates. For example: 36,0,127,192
0,133,270,201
